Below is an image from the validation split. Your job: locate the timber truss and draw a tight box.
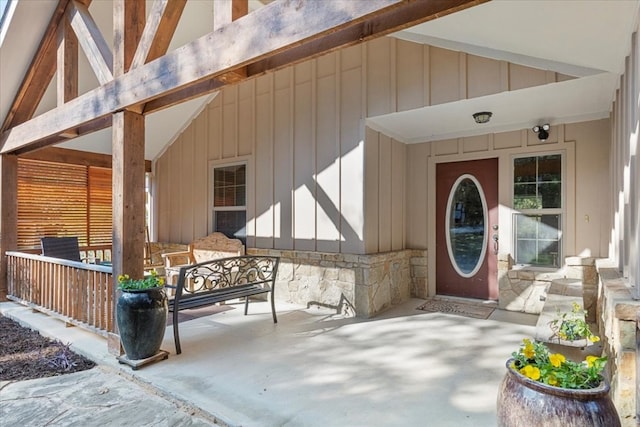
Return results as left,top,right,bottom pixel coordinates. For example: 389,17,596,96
0,0,485,156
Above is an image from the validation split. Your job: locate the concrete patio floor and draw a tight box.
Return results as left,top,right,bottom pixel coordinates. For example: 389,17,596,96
1,298,538,426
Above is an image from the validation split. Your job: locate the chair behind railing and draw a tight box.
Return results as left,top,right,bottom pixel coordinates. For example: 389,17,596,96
5,251,116,335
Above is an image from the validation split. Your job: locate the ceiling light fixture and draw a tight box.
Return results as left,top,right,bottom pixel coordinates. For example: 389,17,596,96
472,111,492,124
532,124,550,141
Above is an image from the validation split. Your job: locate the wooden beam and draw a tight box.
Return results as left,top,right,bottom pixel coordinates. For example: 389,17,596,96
247,0,487,76
142,0,247,113
212,0,248,85
110,110,146,346
20,146,152,172
130,0,187,70
67,0,113,84
114,0,145,76
0,154,18,300
143,78,225,114
11,116,112,156
213,0,248,30
57,16,79,106
1,0,483,154
0,0,70,131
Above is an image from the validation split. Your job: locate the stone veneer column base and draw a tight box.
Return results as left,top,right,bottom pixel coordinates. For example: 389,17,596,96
596,260,639,427
497,253,598,316
247,248,427,318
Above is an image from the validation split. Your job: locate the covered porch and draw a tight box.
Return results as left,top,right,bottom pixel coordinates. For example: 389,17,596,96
1,0,639,424
0,297,540,426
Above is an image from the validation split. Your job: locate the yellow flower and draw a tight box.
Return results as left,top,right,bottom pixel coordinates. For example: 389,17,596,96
547,374,558,386
522,339,535,359
586,355,599,368
549,353,566,368
588,335,600,343
520,365,541,380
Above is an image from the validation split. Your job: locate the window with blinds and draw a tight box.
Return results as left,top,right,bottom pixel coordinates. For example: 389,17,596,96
17,159,113,250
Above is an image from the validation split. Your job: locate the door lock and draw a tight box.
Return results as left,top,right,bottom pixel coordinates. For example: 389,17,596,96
492,225,499,254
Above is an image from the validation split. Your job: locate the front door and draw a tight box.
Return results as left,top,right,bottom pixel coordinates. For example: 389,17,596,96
436,158,498,300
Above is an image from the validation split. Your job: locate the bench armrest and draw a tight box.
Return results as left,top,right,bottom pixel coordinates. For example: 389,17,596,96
162,250,192,268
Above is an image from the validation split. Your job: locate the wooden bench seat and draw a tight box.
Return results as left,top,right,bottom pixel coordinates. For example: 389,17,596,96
167,255,279,354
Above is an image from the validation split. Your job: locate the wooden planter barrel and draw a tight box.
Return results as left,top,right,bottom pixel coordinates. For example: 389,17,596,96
497,360,620,427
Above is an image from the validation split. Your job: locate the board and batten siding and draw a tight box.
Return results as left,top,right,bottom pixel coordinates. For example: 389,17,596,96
155,43,366,253
154,36,574,254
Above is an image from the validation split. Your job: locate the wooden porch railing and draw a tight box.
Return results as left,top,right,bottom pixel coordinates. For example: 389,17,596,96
5,251,115,335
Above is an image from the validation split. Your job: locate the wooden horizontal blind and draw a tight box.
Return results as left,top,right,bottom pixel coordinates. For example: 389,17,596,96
88,167,112,246
17,159,113,250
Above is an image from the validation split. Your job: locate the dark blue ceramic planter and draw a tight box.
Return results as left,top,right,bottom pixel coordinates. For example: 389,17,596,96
116,287,168,360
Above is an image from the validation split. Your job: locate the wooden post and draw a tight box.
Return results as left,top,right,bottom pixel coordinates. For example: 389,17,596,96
109,110,145,354
213,0,248,30
0,154,18,301
108,0,146,355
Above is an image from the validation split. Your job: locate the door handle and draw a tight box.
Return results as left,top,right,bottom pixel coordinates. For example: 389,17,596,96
492,233,499,255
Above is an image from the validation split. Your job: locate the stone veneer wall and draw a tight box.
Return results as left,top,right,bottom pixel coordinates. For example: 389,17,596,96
596,260,639,427
247,248,427,318
498,253,598,317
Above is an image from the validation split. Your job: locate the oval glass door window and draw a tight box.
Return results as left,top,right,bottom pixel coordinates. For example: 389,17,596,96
445,174,488,277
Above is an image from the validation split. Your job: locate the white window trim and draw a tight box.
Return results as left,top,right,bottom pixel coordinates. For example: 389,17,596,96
510,151,566,269
209,159,249,237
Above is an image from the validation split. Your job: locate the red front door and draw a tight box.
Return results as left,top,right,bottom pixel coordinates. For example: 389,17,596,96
435,158,498,300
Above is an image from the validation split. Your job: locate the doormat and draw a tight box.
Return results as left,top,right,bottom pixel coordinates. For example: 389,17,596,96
166,304,233,326
416,299,495,320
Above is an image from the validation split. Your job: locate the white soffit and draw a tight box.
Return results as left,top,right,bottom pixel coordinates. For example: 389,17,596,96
395,0,639,75
366,73,617,144
375,0,640,144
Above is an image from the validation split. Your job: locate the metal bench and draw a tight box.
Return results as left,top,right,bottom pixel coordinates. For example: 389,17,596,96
168,255,279,354
162,232,244,287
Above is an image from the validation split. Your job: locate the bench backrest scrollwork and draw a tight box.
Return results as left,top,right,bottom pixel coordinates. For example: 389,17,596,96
175,255,279,297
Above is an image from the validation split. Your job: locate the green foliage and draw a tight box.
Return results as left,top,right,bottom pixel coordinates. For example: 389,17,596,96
549,302,600,343
511,338,606,389
117,269,165,291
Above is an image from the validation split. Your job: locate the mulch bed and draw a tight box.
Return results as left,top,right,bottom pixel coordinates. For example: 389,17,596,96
0,314,96,381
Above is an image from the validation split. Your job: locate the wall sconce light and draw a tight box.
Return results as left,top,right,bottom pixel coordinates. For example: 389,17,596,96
532,124,550,141
472,111,492,124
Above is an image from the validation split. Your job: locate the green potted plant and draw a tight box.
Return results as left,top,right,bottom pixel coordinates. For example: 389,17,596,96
549,302,600,344
497,338,620,426
116,270,168,362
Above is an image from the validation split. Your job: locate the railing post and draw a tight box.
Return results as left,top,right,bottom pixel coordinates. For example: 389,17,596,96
0,154,18,301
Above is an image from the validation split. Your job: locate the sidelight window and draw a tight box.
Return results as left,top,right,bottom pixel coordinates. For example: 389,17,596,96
513,154,562,267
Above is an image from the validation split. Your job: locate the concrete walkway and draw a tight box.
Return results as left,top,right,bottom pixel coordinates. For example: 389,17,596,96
1,298,538,426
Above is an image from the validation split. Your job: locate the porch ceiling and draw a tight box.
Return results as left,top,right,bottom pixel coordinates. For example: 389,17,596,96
1,1,638,156
371,0,640,143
